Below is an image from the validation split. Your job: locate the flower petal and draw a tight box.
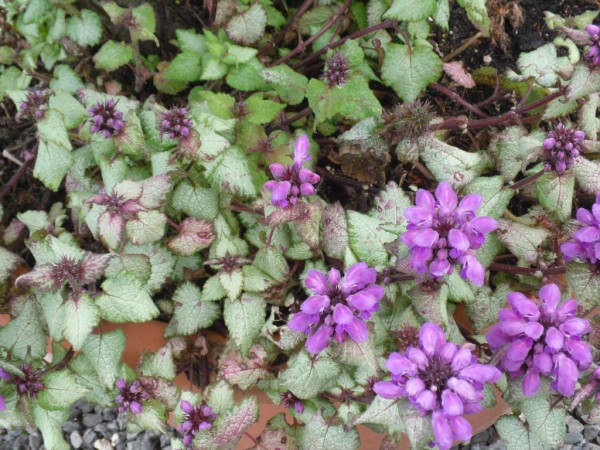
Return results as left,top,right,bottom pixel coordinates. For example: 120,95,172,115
305,270,329,295
332,304,354,325
306,325,332,354
419,323,446,356
373,381,404,399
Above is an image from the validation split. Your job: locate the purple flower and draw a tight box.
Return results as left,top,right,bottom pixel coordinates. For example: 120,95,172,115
160,107,193,141
401,182,498,286
0,395,4,412
0,368,9,380
561,193,600,265
373,323,501,450
88,99,124,138
115,379,150,414
17,89,49,121
322,52,350,88
542,124,585,173
264,135,321,209
585,24,600,65
280,391,304,414
178,400,218,447
486,284,591,397
11,365,43,399
288,262,385,354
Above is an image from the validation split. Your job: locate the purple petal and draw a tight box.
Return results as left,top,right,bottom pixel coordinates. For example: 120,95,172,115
270,181,292,203
554,355,578,397
327,268,341,287
385,353,416,376
448,229,470,251
404,207,433,226
306,325,333,354
522,369,540,396
574,226,600,242
288,312,315,333
130,401,142,414
0,395,4,412
299,182,315,196
469,216,499,234
299,168,320,184
460,255,485,286
539,283,561,313
416,389,437,410
373,381,404,399
506,338,533,363
442,389,464,416
301,295,330,314
507,292,540,320
532,352,553,375
561,318,591,337
346,285,384,311
524,322,544,339
457,194,482,214
305,270,329,295
448,377,477,402
269,163,286,178
545,327,564,351
405,378,425,397
341,262,376,293
451,346,475,372
332,304,354,325
346,318,368,342
564,339,592,368
459,364,502,383
433,411,454,450
406,347,428,370
435,182,458,212
449,416,472,443
180,400,193,414
557,299,578,320
293,135,310,166
419,323,446,356
486,324,510,349
576,208,595,225
412,228,439,247
415,189,435,209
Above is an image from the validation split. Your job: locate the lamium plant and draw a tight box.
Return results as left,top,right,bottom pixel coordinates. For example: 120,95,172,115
1,1,600,450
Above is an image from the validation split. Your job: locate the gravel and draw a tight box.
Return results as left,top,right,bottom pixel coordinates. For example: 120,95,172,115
1,399,599,449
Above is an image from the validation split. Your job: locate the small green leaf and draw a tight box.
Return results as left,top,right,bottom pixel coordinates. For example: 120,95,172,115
489,127,544,181
176,29,207,54
536,171,574,223
219,268,245,300
60,294,100,351
226,3,267,45
204,147,257,198
50,65,85,95
93,41,133,71
206,380,235,414
280,351,340,399
48,90,87,130
81,329,125,388
457,0,490,33
33,406,69,450
165,52,202,82
244,95,286,125
381,44,442,102
261,65,309,105
172,182,219,221
140,345,176,380
97,273,160,322
383,0,436,22
66,9,103,47
463,176,514,219
224,294,265,356
165,282,220,337
497,219,550,264
0,298,46,359
565,262,600,312
347,210,398,266
131,4,158,43
298,411,359,450
125,210,167,245
38,370,90,410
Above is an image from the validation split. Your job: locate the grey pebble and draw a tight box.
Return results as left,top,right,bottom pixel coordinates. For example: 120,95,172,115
588,444,600,450
471,429,489,445
70,430,83,449
63,421,82,433
83,413,104,428
568,416,586,434
565,432,585,445
83,428,99,447
103,408,118,422
487,441,507,450
586,426,600,442
141,431,161,450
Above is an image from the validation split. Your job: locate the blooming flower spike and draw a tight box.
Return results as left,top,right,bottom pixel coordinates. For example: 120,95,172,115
178,400,218,447
288,262,384,354
402,182,498,286
542,123,585,173
561,193,600,264
115,379,150,414
486,284,591,397
585,24,600,65
374,323,501,450
264,135,321,209
89,99,124,138
160,106,193,141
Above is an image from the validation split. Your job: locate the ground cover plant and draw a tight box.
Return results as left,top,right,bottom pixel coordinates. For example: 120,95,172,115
0,0,600,449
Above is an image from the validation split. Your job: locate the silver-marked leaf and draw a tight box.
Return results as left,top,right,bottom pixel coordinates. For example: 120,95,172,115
35,139,74,192
139,174,171,209
565,262,600,312
213,397,259,447
204,147,257,198
38,370,90,410
574,157,600,195
497,219,550,264
521,395,566,449
220,345,271,390
168,218,216,256
402,406,434,450
261,65,308,105
463,176,514,219
226,3,267,45
347,210,397,266
322,202,349,260
489,127,544,181
280,351,340,399
535,171,574,223
97,273,159,322
0,298,46,359
105,254,152,284
354,396,404,437
383,0,436,22
32,406,69,450
97,211,125,250
495,415,545,450
565,64,600,102
0,247,22,284
140,345,176,380
60,294,100,351
298,411,359,450
370,181,411,230
172,182,220,221
93,41,133,71
126,210,167,245
165,282,220,337
224,294,265,356
66,9,102,47
81,329,125,388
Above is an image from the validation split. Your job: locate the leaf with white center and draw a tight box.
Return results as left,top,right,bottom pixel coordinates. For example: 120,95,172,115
354,396,404,437
516,44,558,87
39,291,66,341
93,41,133,71
497,219,550,264
521,395,566,449
0,246,21,284
66,9,102,47
212,397,259,447
322,202,349,260
50,65,84,95
447,271,475,303
126,210,167,245
224,294,265,356
580,93,600,139
48,90,87,130
33,406,69,450
381,44,442,102
60,294,100,351
139,175,171,209
347,210,397,266
35,138,74,192
220,345,271,390
383,0,436,22
253,247,289,282
125,243,175,293
421,138,492,187
207,380,236,414
370,181,411,230
0,298,46,359
105,254,151,284
298,411,360,450
81,329,125,388
172,181,219,220
535,171,574,223
489,126,544,181
226,3,267,45
165,282,220,337
565,64,600,102
38,370,90,411
565,262,600,312
97,273,159,322
295,202,323,251
496,415,545,450
574,157,600,195
468,284,510,333
96,211,124,250
261,65,308,105
402,406,434,450
332,337,379,377
204,147,257,198
408,283,450,326
168,218,216,256
280,351,340,399
201,275,227,302
219,268,245,300
128,400,168,433
463,176,514,219
140,345,176,380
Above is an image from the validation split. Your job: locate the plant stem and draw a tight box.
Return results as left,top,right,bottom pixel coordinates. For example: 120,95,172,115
430,82,488,118
489,262,565,277
509,169,545,190
293,19,398,70
271,0,352,66
259,0,314,57
268,106,313,132
0,152,35,200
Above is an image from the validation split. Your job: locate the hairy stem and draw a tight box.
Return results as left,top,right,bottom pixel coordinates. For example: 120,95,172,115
430,82,488,118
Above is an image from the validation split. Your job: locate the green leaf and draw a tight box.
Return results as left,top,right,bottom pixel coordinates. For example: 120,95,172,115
125,210,167,245
81,329,125,388
298,411,360,450
322,203,349,260
66,9,102,47
224,294,265,356
381,44,442,102
176,29,207,54
97,273,160,322
105,254,152,284
0,298,46,359
131,4,158,43
516,44,558,87
38,370,90,410
0,247,21,284
48,90,87,130
463,176,514,219
408,283,450,325
219,268,245,300
225,3,267,45
495,415,545,450
206,380,235,414
32,138,71,190
201,275,227,302
0,67,31,100
333,337,379,378
457,0,490,33
574,157,600,195
353,396,404,437
565,64,600,102
535,171,574,223
204,146,257,198
383,0,436,22
521,396,566,449
33,406,69,450
140,345,176,380
347,210,399,266
565,262,600,312
489,127,544,181
370,181,412,229
261,65,309,105
244,95,286,125
165,282,220,336
50,65,85,95
307,78,382,125
172,182,219,221
280,351,340,399
165,52,202,82
60,294,100,351
421,138,492,188
497,219,550,264
93,41,133,71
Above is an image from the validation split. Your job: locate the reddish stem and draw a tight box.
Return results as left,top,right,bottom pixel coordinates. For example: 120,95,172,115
430,82,488,118
268,106,313,132
0,152,35,200
509,169,545,190
489,262,566,277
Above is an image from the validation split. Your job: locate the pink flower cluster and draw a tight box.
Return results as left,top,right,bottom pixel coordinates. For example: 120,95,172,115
561,194,600,265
